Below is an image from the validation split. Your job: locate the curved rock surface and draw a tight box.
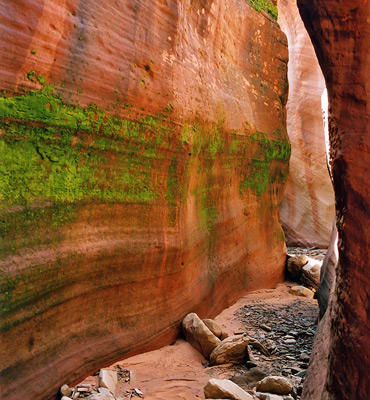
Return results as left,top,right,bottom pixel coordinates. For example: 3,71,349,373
0,1,289,399
297,1,370,399
277,0,335,247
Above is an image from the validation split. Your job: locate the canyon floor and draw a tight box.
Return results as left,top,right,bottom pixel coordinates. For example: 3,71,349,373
72,248,324,400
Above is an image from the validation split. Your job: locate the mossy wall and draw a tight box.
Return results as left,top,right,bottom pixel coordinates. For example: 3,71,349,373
0,0,289,398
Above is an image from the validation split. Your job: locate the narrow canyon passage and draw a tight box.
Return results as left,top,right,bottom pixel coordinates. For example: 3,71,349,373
1,1,369,400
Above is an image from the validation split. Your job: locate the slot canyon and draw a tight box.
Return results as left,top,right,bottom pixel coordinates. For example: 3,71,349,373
0,1,369,400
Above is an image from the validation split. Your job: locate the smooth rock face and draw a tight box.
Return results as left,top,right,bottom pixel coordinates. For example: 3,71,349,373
0,1,289,399
204,378,254,400
297,0,370,399
182,313,221,358
209,334,250,365
277,0,335,248
256,376,293,395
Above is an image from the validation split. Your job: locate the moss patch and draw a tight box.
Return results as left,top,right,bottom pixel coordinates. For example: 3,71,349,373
246,0,278,20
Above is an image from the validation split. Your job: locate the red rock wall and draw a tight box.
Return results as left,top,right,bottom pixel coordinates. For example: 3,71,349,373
297,1,370,399
0,1,289,399
277,0,335,248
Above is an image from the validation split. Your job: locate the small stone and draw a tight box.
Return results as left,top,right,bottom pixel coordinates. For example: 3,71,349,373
87,394,115,400
283,339,296,345
203,319,223,338
61,397,73,400
204,378,254,400
61,384,72,397
99,369,117,395
255,393,284,400
246,361,258,368
256,376,293,395
290,366,302,374
259,324,272,332
294,369,307,378
299,352,310,362
289,285,314,298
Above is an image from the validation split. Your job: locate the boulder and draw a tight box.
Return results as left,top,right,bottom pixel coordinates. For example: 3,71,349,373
300,258,321,289
182,313,221,358
256,376,293,395
289,285,314,298
286,255,308,280
210,334,250,365
203,319,223,338
99,369,117,395
204,378,254,400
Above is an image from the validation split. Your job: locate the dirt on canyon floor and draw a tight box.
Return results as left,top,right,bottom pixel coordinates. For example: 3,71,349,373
74,248,324,400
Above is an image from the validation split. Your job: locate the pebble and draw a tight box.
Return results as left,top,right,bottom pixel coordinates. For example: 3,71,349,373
299,352,310,362
294,370,307,378
260,324,272,332
283,339,297,345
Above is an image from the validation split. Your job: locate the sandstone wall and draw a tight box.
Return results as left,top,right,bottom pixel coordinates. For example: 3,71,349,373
277,0,335,248
297,1,370,399
0,1,289,399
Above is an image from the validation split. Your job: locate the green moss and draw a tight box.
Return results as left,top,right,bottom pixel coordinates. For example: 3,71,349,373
246,0,278,21
0,89,183,208
239,130,290,196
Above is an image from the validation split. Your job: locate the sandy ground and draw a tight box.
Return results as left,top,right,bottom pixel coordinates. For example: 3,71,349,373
77,282,318,399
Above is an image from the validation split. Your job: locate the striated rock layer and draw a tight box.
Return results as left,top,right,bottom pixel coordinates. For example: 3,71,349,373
297,1,370,399
277,0,335,248
0,1,289,399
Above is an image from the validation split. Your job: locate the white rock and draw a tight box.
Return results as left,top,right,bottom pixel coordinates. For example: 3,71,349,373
99,369,117,395
61,397,73,400
204,378,253,400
